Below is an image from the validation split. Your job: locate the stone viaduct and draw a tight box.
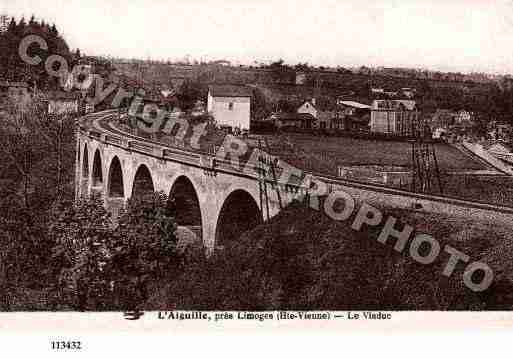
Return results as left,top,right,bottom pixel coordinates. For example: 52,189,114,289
76,111,305,251
76,111,513,253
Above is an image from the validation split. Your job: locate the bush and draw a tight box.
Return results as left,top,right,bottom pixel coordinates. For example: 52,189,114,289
48,192,179,311
48,197,115,310
148,201,511,311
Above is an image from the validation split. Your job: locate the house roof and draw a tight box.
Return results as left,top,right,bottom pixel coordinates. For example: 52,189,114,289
209,85,252,98
272,112,316,121
160,89,176,98
299,98,338,112
339,101,371,109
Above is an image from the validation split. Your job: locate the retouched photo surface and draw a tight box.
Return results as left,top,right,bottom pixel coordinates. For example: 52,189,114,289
1,1,513,339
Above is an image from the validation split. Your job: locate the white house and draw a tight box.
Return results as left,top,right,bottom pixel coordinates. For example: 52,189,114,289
297,98,340,130
207,85,252,131
297,99,318,118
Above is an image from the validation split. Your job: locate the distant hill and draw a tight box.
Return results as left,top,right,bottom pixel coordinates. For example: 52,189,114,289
110,59,513,119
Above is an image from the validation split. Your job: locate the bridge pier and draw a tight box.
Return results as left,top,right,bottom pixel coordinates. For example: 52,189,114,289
200,193,222,254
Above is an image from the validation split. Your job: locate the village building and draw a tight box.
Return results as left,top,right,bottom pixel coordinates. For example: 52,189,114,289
429,109,456,139
191,100,206,116
160,88,176,98
295,71,307,85
488,121,512,142
337,101,371,131
207,85,252,131
270,112,316,129
451,110,475,136
297,98,339,130
428,109,479,140
455,110,473,123
370,99,419,136
46,91,80,115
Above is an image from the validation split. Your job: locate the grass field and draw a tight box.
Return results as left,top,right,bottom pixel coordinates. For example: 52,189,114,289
259,133,485,174
255,133,513,206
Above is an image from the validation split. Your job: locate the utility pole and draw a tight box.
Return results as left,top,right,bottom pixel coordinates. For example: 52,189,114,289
410,114,444,195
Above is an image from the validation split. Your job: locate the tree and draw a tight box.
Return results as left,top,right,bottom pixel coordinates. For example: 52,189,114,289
251,88,272,120
0,15,73,87
114,192,178,286
268,59,294,82
0,95,76,211
48,197,115,310
294,62,310,72
0,204,52,308
177,80,205,111
277,98,297,113
49,192,180,310
7,17,16,32
16,17,26,35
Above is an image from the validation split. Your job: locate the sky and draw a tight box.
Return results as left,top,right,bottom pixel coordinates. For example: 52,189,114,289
4,0,513,74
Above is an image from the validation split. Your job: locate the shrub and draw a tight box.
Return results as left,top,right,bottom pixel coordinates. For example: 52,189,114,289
110,192,179,310
48,197,115,310
149,201,511,311
48,192,179,311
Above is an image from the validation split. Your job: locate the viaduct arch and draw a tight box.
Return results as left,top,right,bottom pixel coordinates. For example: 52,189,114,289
108,156,124,198
215,190,262,248
132,164,155,198
92,149,103,188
